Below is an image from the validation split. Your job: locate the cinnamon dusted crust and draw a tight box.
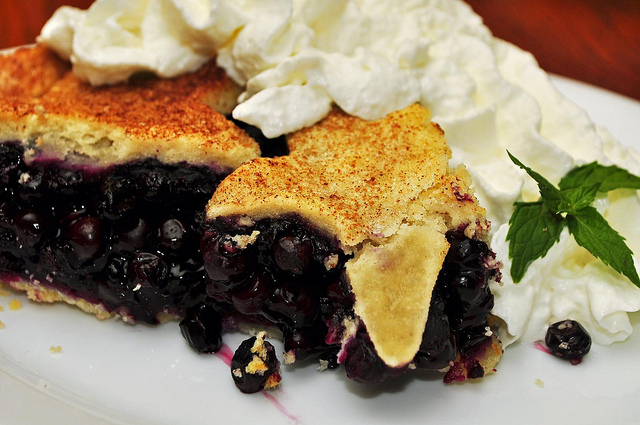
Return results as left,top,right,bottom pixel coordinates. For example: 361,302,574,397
0,45,69,97
0,45,259,169
207,104,493,367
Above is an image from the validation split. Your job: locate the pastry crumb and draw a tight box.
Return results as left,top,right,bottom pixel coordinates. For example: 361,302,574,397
283,350,296,365
9,299,22,310
317,359,329,372
0,320,5,329
263,373,281,390
49,345,62,354
323,254,339,270
534,378,544,388
230,230,261,249
18,172,31,184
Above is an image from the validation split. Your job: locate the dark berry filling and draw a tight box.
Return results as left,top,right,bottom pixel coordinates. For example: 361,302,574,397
436,233,497,355
545,319,591,364
202,215,352,362
201,215,499,384
0,141,226,323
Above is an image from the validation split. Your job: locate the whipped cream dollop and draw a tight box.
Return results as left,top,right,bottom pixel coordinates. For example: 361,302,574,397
39,0,640,346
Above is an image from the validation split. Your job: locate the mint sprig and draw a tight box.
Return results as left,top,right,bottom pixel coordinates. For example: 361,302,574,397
506,152,640,287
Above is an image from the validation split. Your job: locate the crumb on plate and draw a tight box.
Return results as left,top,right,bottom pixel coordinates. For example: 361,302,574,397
9,299,21,310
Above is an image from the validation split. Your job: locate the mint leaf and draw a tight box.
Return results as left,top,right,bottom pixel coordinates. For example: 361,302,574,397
561,182,601,211
507,202,565,282
507,151,571,213
559,162,640,193
566,206,640,287
506,153,640,288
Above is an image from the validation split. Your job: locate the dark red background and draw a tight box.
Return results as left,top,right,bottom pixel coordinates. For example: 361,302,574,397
1,0,639,100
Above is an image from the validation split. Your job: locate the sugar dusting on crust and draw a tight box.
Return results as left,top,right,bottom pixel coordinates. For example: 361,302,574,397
0,45,69,98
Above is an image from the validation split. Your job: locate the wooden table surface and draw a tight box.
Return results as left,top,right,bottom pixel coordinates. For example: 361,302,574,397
1,0,639,101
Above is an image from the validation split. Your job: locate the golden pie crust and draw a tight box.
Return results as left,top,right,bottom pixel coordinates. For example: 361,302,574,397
0,45,259,169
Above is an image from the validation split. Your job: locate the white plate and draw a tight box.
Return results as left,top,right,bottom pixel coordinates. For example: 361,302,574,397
1,76,640,425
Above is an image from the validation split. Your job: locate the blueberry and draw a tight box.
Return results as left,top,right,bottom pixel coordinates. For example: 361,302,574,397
100,176,136,220
230,332,281,393
343,328,389,384
179,303,223,354
113,217,148,253
231,273,272,315
159,218,186,251
414,294,456,370
130,251,169,289
266,282,319,327
15,209,50,247
104,254,130,283
545,319,591,363
99,255,133,305
67,216,105,260
272,235,312,275
201,231,251,286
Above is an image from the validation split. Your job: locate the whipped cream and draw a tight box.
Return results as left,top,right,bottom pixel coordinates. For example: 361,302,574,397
39,0,640,346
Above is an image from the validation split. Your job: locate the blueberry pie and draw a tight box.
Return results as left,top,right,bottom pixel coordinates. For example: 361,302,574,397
202,104,503,383
1,46,502,385
0,45,260,324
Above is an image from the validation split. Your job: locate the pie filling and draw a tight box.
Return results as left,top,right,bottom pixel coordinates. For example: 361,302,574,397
201,214,499,383
0,141,227,323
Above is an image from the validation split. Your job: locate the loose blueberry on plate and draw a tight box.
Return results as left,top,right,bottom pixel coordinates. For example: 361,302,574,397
180,303,223,354
231,331,282,393
545,319,591,364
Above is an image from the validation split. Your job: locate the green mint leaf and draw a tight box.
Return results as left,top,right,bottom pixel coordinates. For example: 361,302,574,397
507,151,571,213
559,162,640,193
561,182,601,212
566,206,640,287
507,202,565,283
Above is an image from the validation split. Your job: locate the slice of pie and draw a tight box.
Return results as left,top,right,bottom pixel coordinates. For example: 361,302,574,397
0,45,260,324
202,104,502,383
0,45,501,385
